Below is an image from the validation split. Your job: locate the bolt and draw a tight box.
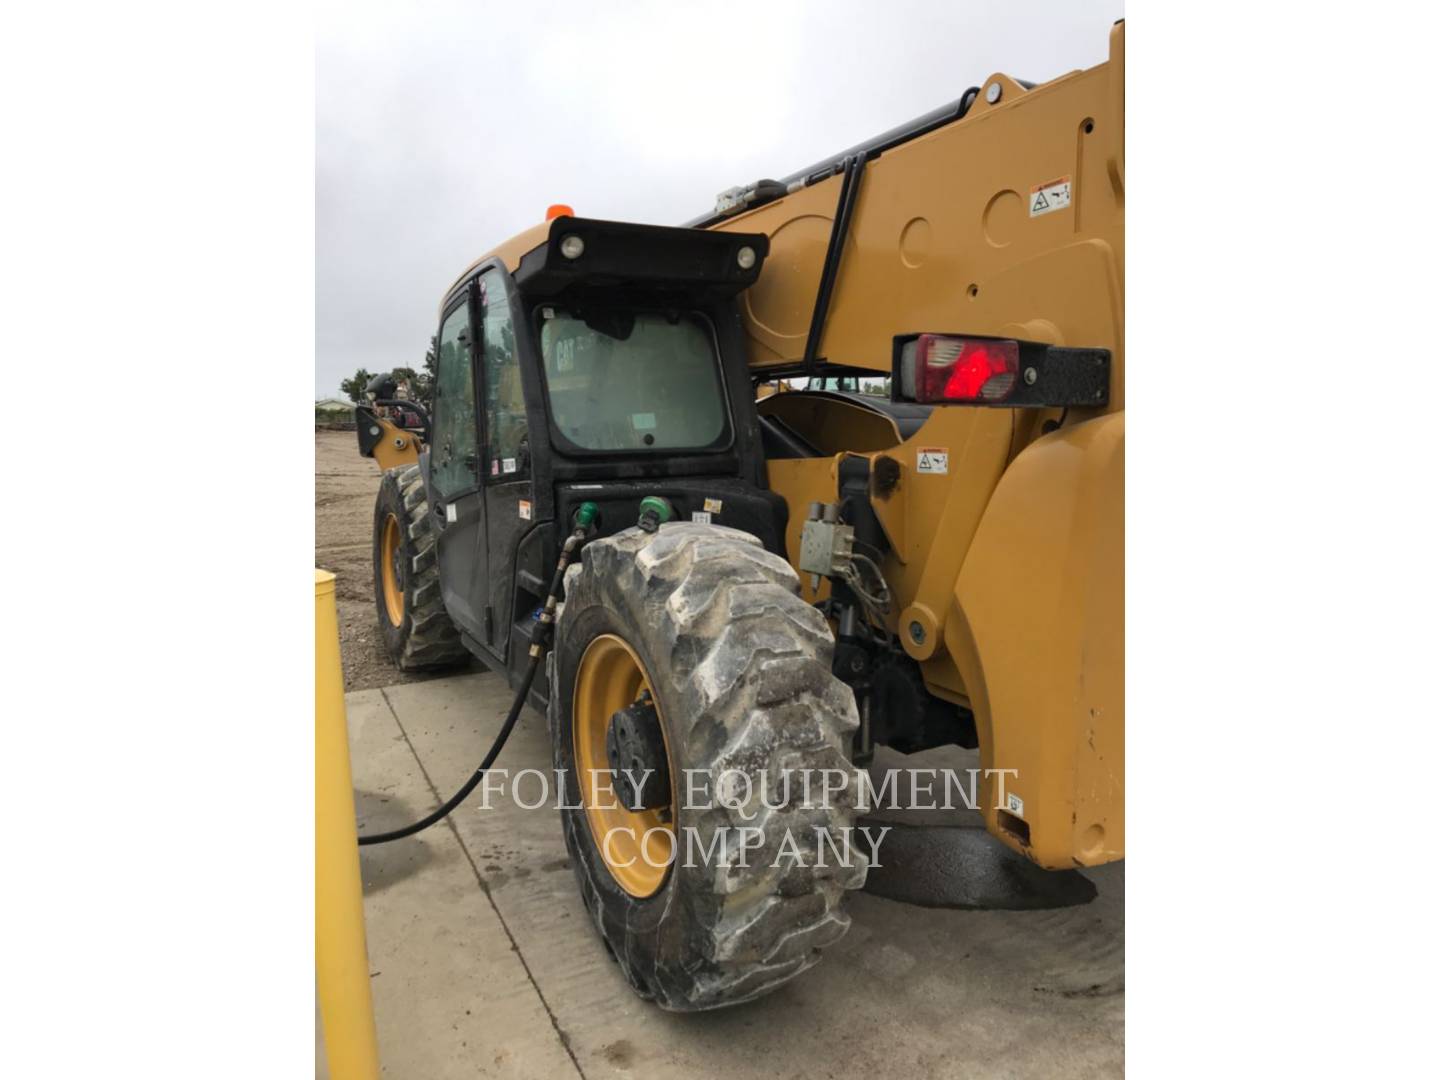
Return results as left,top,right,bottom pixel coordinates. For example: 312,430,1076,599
1023,367,1038,386
986,82,1002,104
909,620,926,644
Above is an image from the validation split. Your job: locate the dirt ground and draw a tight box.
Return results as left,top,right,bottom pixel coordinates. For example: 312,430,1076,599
316,429,474,691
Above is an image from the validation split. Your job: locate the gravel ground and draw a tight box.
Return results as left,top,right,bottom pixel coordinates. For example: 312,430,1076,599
315,428,474,691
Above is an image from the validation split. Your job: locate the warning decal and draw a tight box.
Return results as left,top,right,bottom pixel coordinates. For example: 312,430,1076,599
1029,176,1071,217
916,447,948,475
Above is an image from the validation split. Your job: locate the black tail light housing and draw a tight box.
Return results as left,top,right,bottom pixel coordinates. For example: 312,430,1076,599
893,333,1110,408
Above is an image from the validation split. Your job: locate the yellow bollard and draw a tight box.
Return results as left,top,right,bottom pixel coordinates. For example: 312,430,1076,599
315,569,381,1079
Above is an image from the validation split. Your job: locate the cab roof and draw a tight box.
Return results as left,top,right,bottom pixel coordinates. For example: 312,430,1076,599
440,216,768,314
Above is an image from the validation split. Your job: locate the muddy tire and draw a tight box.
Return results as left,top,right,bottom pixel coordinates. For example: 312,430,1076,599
550,523,868,1011
372,464,469,672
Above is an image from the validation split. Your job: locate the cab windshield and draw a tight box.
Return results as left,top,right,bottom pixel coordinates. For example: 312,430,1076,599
538,308,728,451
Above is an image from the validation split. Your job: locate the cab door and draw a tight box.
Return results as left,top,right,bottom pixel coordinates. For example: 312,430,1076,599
475,268,533,663
426,282,488,640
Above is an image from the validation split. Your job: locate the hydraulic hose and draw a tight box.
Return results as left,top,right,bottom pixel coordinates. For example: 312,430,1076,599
358,516,592,846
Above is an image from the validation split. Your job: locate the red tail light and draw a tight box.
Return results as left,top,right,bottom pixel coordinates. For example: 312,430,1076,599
907,334,1020,403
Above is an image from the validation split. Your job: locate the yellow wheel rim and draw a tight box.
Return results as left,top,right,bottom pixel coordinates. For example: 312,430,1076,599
380,512,404,628
573,634,676,898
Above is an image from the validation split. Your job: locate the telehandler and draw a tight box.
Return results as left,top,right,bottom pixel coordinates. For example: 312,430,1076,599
355,21,1124,1011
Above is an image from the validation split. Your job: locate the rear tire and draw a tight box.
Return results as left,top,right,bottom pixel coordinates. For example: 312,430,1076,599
372,464,469,672
550,523,868,1011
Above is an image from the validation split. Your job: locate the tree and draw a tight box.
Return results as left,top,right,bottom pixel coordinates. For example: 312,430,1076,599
417,335,439,408
340,368,374,404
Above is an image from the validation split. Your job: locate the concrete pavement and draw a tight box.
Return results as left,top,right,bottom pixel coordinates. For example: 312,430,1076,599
346,670,1123,1078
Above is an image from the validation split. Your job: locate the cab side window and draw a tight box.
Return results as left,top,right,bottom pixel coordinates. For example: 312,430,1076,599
479,272,527,479
430,295,478,496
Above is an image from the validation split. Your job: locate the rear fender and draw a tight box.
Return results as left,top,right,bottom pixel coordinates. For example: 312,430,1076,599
945,411,1123,868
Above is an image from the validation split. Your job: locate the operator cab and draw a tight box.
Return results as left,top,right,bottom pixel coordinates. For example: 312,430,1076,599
420,215,784,698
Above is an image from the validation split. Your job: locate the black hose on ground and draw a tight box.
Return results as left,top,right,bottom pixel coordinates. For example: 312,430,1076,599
357,523,589,846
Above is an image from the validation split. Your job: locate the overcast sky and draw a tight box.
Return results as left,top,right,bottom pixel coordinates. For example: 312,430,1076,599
316,0,1124,398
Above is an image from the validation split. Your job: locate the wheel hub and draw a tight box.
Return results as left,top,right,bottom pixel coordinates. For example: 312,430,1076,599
379,512,405,627
572,633,676,898
605,691,670,811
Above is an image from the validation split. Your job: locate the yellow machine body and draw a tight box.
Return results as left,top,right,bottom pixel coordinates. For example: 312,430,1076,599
716,23,1125,867
361,24,1124,870
358,413,421,471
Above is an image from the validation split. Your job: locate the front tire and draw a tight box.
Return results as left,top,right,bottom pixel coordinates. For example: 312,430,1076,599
372,464,468,672
550,523,868,1011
